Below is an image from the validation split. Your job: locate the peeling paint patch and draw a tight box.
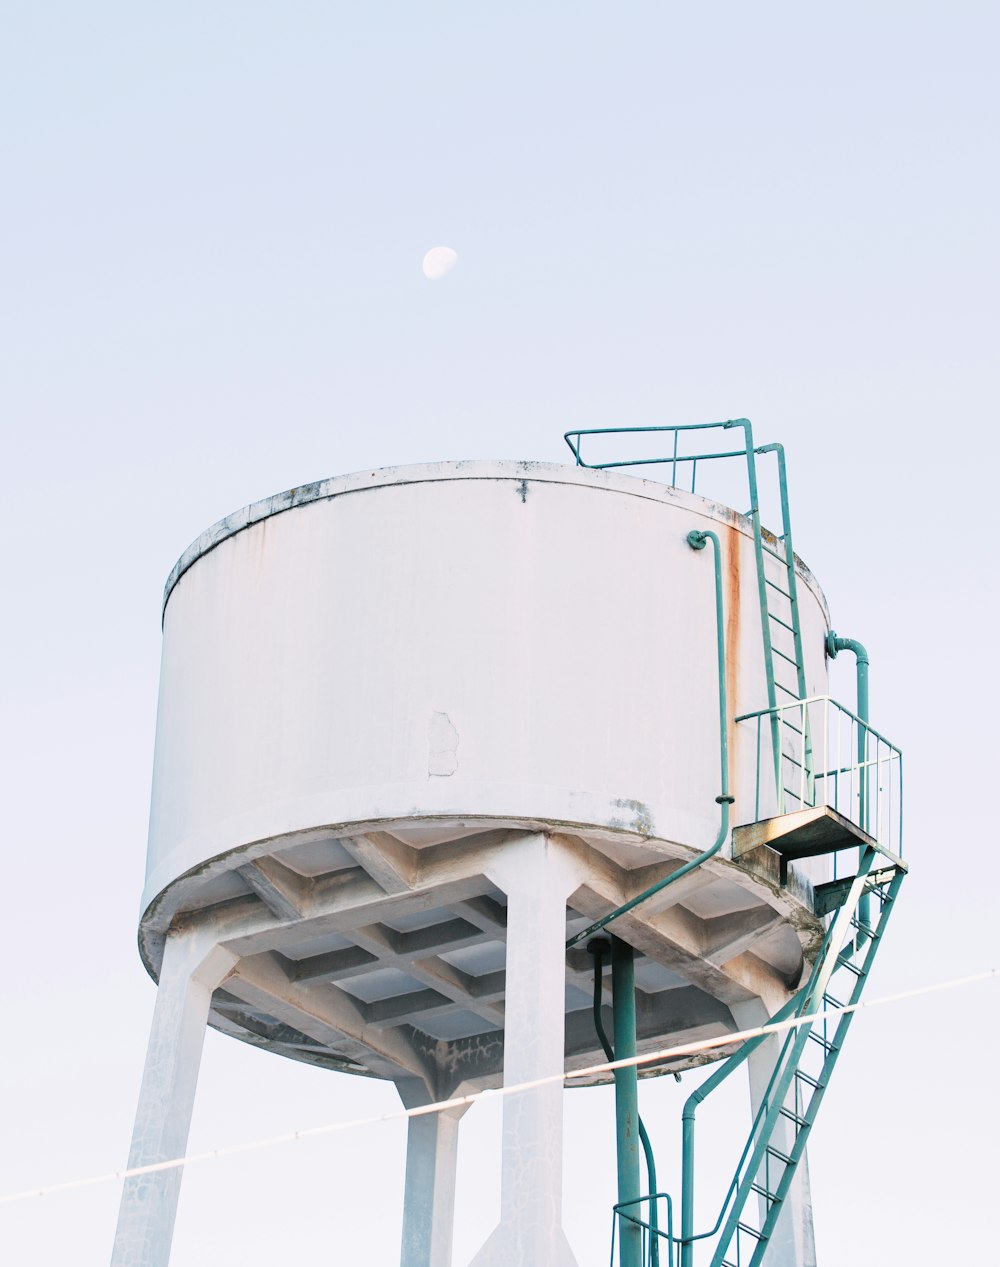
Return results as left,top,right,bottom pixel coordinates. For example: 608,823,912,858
428,711,460,777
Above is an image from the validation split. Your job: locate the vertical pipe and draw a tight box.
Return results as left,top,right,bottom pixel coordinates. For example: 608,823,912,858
612,937,642,1267
826,632,871,939
590,941,659,1265
680,1106,696,1267
565,526,731,951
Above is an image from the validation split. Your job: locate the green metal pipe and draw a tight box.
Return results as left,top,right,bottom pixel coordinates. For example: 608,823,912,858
680,1105,696,1267
826,632,869,726
826,631,871,937
566,529,733,950
612,937,643,1267
589,940,660,1266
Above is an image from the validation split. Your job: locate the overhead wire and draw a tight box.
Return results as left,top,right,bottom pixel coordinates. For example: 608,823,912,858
2,965,995,1207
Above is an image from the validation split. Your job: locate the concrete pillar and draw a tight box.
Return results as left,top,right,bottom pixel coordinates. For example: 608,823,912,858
111,928,235,1267
469,834,581,1267
734,999,818,1267
396,1079,468,1267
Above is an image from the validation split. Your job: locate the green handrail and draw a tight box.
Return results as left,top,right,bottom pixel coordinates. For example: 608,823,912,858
611,1194,675,1267
564,420,753,483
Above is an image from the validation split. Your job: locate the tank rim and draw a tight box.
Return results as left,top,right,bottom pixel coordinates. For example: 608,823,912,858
161,458,831,626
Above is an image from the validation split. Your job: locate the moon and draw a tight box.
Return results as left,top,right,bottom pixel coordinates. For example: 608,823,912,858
422,246,458,280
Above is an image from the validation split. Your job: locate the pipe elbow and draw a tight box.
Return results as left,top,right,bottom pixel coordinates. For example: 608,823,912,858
682,1092,704,1119
826,630,870,667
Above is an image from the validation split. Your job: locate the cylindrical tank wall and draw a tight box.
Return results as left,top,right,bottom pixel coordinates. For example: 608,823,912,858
144,461,830,914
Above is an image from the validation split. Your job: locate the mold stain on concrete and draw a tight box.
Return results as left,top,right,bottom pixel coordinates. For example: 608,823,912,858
609,797,654,836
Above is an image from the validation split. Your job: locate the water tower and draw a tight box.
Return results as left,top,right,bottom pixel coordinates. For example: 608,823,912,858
112,421,904,1267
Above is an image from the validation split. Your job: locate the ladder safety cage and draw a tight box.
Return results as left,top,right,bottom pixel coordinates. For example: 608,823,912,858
564,422,811,789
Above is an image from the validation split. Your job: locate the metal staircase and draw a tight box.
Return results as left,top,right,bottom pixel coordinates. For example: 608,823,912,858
688,843,906,1267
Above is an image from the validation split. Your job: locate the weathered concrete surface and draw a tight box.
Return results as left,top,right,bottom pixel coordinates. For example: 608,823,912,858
111,929,236,1267
396,1079,468,1267
468,835,583,1267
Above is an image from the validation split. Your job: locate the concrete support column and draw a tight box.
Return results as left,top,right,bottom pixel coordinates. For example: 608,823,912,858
469,834,582,1267
396,1079,468,1267
734,999,818,1267
111,929,235,1267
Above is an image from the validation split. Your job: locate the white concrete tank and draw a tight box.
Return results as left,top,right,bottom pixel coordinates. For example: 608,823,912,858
119,458,837,1267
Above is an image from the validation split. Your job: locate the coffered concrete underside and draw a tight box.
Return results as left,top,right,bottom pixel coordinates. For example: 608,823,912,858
139,820,823,1096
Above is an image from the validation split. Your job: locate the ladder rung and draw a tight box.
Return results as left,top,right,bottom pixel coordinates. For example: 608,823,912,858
772,646,802,668
775,682,799,697
765,577,794,600
765,1145,792,1166
807,1032,838,1055
769,611,796,633
737,1222,763,1239
779,1106,809,1128
761,542,786,562
846,926,882,950
751,1182,777,1204
822,992,846,1009
794,1070,822,1091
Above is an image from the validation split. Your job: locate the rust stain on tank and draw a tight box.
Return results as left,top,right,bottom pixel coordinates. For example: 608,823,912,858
725,526,742,765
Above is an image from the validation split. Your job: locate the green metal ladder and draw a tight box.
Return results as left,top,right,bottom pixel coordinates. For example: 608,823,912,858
744,439,811,803
564,422,810,790
678,845,906,1267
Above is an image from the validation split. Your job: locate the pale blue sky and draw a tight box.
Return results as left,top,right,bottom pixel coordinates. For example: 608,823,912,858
2,4,997,1264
